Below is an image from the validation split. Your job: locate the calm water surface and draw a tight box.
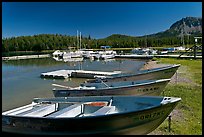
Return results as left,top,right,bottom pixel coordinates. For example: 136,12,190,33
2,57,147,112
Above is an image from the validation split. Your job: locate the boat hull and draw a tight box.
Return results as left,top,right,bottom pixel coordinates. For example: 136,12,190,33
88,65,180,83
2,98,179,135
52,79,170,97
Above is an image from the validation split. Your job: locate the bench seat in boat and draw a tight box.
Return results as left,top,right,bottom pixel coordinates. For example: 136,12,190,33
47,104,83,118
2,104,35,116
90,106,116,116
17,104,56,117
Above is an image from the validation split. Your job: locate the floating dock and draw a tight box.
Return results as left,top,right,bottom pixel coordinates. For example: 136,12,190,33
115,54,202,59
41,70,122,79
2,54,51,61
154,54,202,59
115,54,154,59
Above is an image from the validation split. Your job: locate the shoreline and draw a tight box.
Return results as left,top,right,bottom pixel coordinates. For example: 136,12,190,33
141,60,192,85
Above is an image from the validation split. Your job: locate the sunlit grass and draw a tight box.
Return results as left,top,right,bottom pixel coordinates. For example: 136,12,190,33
150,58,202,135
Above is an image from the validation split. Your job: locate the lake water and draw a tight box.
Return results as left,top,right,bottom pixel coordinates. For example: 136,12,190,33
2,57,147,112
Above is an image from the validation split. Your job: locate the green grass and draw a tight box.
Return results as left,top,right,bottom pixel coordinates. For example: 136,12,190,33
150,58,202,135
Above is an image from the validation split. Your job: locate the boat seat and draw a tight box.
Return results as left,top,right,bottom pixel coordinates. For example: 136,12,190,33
47,104,83,118
90,106,116,116
17,104,56,117
2,104,35,116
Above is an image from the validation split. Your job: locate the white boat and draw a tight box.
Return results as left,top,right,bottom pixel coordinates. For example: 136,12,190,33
63,51,82,59
52,56,83,62
79,49,95,59
90,51,101,60
52,79,170,97
63,57,83,62
100,50,116,60
2,95,181,135
52,50,64,58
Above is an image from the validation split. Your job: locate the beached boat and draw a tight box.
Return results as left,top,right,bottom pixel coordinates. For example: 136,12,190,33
52,79,170,97
2,95,181,135
87,64,180,83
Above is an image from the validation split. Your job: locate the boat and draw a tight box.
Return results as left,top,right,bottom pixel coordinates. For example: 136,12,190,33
52,79,170,97
52,56,63,61
87,64,180,83
62,51,83,59
52,50,64,58
2,95,181,135
90,51,101,60
100,50,116,60
63,57,84,62
131,48,157,55
52,56,83,62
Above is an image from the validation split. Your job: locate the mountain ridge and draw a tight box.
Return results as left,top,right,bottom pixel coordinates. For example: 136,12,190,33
103,16,202,40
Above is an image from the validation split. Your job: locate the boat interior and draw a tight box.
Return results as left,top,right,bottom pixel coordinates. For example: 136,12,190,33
2,96,178,118
2,101,115,118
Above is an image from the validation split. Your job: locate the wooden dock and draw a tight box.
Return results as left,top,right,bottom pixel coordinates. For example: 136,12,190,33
115,54,202,59
154,54,202,59
2,54,51,61
115,54,154,59
41,70,122,79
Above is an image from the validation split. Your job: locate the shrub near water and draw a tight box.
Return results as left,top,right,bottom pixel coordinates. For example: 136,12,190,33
150,58,202,135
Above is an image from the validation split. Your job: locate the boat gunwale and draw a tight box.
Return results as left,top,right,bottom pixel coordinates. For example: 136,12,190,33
53,79,171,91
106,64,180,79
2,97,181,120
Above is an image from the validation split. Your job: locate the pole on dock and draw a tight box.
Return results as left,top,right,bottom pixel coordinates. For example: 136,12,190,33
194,37,198,59
80,32,82,49
176,71,178,84
168,114,172,132
193,45,197,59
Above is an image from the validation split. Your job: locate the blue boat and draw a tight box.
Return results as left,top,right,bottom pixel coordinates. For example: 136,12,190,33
2,95,181,135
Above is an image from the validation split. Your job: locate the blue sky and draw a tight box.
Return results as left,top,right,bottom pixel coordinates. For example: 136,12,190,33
2,2,202,39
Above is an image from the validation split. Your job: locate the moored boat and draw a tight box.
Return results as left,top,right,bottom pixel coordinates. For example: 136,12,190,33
2,95,181,135
87,64,180,83
52,79,170,97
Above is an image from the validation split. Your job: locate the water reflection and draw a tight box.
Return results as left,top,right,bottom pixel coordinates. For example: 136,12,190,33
2,57,147,112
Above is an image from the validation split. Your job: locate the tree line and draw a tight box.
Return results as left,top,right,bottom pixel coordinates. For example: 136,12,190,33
2,34,201,53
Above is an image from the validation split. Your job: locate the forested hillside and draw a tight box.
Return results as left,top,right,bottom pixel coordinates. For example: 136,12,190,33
2,17,202,52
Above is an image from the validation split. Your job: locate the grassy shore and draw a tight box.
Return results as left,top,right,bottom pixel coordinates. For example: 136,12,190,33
149,58,202,135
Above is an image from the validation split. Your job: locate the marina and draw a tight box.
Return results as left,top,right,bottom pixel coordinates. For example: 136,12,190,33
2,2,202,135
1,46,201,135
2,54,202,135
